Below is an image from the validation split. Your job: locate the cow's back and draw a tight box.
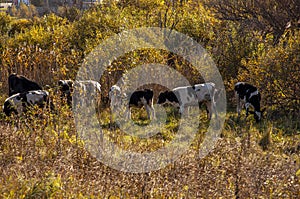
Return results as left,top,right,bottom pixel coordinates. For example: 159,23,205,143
8,74,42,96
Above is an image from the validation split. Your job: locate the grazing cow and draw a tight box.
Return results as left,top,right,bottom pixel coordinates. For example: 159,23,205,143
109,85,155,120
128,89,155,120
8,73,42,96
193,82,217,119
157,86,197,114
58,80,101,108
3,90,50,116
234,82,264,122
58,80,74,105
157,82,217,119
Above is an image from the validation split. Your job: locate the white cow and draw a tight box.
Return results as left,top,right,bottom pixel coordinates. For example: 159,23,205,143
193,82,217,119
58,80,101,110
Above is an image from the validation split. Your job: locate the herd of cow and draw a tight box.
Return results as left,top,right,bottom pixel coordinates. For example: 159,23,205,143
2,73,264,122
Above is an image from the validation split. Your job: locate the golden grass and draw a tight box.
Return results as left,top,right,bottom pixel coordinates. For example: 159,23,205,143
0,96,299,198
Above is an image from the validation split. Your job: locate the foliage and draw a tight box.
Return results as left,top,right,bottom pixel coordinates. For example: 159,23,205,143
236,29,300,114
0,0,299,197
204,0,300,44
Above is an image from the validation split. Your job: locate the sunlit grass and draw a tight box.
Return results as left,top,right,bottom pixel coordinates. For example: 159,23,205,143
0,96,299,198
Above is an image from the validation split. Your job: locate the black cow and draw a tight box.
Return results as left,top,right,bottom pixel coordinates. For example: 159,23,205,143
234,82,264,122
3,90,50,116
8,73,42,96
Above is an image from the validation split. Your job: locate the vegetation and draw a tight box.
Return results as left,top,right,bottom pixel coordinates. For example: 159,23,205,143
0,0,299,197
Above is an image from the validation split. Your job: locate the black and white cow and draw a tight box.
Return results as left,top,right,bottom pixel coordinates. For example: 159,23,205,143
234,82,264,122
109,85,155,120
157,82,217,119
58,80,74,105
3,90,50,116
8,73,42,96
128,89,155,120
58,80,101,108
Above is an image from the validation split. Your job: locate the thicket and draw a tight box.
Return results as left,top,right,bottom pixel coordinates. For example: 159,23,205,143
1,0,299,113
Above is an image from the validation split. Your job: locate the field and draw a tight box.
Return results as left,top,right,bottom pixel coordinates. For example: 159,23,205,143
0,97,299,197
0,0,300,198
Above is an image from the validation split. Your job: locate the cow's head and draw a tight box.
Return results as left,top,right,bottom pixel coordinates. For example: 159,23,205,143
109,85,122,99
58,80,73,94
250,108,266,122
3,94,23,116
157,91,169,104
3,100,13,116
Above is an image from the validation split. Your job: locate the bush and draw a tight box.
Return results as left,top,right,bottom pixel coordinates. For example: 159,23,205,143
236,30,300,115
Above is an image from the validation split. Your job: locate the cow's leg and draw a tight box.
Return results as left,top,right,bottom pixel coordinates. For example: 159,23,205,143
145,104,151,119
110,105,115,126
245,102,250,118
205,101,212,119
95,94,101,115
186,106,190,116
145,103,156,120
237,101,241,118
179,105,185,115
149,103,156,120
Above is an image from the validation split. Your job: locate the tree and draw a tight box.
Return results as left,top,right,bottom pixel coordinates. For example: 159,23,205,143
204,0,300,44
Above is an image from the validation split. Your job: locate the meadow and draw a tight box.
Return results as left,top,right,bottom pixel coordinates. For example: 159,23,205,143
0,102,299,197
0,0,299,198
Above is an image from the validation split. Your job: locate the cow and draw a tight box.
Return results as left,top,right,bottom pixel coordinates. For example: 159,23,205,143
8,73,42,96
3,90,50,116
109,85,123,109
58,80,101,109
157,82,217,119
58,80,74,105
193,82,218,119
127,89,155,120
108,85,155,121
234,82,264,122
